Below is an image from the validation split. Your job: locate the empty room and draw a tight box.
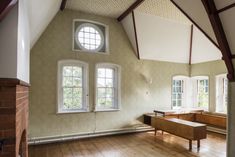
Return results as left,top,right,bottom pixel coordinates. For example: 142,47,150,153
0,0,235,157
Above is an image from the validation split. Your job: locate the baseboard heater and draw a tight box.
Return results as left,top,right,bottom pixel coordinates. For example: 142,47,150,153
28,126,154,145
206,126,226,135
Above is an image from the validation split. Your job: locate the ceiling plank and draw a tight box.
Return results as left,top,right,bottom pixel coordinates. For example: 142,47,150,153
217,3,235,14
60,0,67,11
132,11,140,60
170,0,220,50
117,0,145,22
189,25,194,65
202,0,234,81
0,0,18,22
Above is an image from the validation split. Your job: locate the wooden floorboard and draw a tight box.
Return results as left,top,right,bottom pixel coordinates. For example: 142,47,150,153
29,131,226,157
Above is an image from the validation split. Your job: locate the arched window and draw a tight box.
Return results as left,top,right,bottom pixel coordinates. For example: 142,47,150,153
172,75,190,109
95,63,121,111
57,60,89,113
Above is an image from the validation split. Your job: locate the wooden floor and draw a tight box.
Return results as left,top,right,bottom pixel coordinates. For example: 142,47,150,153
29,131,226,157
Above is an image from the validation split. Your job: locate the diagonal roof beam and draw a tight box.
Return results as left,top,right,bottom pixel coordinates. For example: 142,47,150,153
117,0,145,22
202,0,234,81
60,0,67,11
170,0,219,50
217,2,235,14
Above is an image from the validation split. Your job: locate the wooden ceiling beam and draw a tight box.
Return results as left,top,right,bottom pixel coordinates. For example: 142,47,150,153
217,3,235,14
202,0,234,81
60,0,67,11
189,25,194,65
0,0,18,22
170,0,220,50
132,11,140,60
117,0,145,22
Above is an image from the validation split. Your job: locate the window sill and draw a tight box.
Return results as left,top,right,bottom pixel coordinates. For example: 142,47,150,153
94,109,120,112
57,110,89,114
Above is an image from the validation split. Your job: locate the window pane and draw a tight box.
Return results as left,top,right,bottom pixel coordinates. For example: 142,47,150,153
63,98,73,109
98,68,105,78
97,78,105,87
63,77,73,87
106,79,113,87
73,98,82,109
106,98,113,108
73,67,82,77
98,98,106,106
63,88,73,98
106,88,114,98
73,88,82,98
97,88,106,98
73,77,82,87
63,66,73,76
106,69,113,78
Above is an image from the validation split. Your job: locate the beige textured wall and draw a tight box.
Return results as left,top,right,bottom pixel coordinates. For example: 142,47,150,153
29,10,189,138
191,60,227,112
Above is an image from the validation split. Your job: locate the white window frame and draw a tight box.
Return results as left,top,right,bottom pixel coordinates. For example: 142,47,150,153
57,60,89,113
95,63,121,112
216,74,228,114
172,76,190,110
191,76,209,111
73,19,109,54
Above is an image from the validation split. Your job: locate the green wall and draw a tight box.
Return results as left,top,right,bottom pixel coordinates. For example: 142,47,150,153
29,9,227,139
191,60,227,112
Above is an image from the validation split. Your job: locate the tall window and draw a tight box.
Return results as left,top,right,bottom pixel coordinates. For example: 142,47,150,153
216,74,228,113
196,79,209,110
172,80,184,109
95,63,121,111
172,76,189,109
57,60,89,113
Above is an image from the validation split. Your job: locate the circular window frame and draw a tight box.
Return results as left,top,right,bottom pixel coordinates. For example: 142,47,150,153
75,23,105,52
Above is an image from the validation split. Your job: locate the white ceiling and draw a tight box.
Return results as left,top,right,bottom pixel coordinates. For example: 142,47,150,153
66,0,136,18
122,11,222,64
136,0,190,24
28,0,62,48
171,0,235,63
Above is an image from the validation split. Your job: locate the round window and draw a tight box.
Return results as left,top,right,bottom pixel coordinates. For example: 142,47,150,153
75,23,104,52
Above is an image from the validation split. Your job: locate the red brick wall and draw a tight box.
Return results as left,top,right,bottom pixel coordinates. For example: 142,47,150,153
0,79,29,157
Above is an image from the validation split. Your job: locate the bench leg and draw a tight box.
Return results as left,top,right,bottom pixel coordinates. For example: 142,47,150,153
197,140,200,148
189,140,192,150
155,128,157,136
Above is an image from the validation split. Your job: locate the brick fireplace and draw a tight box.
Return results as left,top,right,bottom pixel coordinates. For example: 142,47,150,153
0,78,29,157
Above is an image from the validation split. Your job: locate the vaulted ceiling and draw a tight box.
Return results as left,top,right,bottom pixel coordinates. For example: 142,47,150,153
27,0,235,66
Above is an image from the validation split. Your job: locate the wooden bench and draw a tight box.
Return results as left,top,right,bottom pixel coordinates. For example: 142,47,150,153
151,117,207,150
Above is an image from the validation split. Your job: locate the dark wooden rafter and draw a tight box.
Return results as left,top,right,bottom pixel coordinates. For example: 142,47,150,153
60,0,67,11
170,0,220,50
217,3,235,13
189,25,194,65
117,0,145,22
223,55,235,60
132,11,140,60
202,0,234,81
0,0,18,22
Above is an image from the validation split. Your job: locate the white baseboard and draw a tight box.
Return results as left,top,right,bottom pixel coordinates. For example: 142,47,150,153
28,126,154,145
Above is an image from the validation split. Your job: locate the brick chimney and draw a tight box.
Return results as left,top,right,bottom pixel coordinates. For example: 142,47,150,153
0,78,29,157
